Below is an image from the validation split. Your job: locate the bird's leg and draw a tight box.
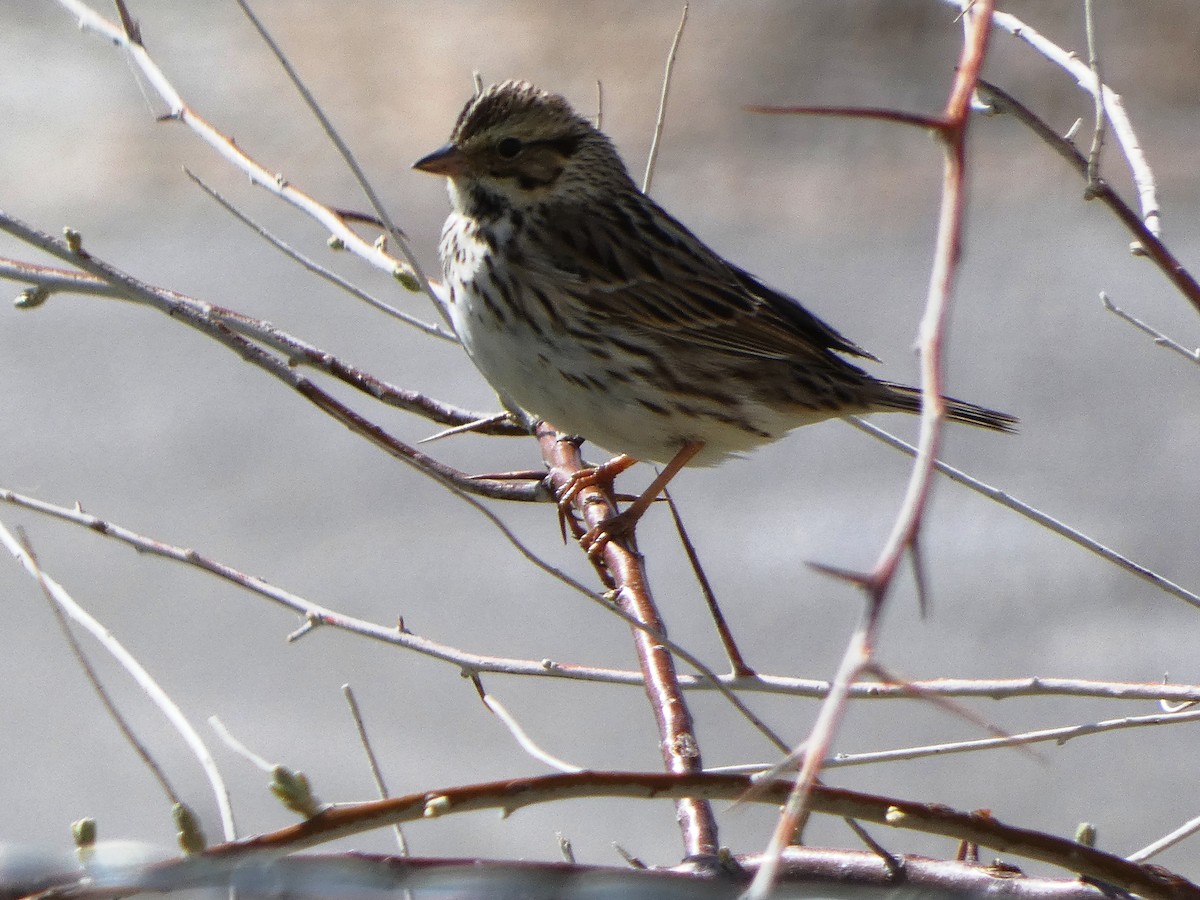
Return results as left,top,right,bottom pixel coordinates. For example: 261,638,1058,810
578,440,705,557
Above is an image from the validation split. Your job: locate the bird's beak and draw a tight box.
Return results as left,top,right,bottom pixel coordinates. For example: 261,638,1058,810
413,143,466,177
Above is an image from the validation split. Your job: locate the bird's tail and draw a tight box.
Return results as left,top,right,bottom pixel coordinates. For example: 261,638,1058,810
875,382,1017,433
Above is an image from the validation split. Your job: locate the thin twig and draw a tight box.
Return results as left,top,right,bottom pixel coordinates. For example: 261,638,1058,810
825,706,1200,768
54,0,426,293
978,78,1198,313
7,478,1200,704
471,676,584,774
342,685,408,855
208,717,274,772
1082,0,1106,193
5,490,1198,703
0,211,539,502
15,529,183,806
847,417,1200,609
1,251,521,432
663,489,754,676
1101,292,1200,365
641,3,688,193
746,104,942,131
419,413,516,444
0,520,237,842
946,0,1162,238
1,257,126,299
1129,808,1200,863
184,169,454,341
229,0,451,331
0,485,792,746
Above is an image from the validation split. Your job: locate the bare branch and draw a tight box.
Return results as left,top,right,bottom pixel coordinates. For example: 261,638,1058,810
847,417,1200,610
1,248,520,433
58,772,1197,900
824,706,1200,768
0,520,237,843
664,489,754,677
1101,292,1200,365
751,5,997,893
184,169,454,341
538,424,719,857
341,685,407,855
1082,0,1107,192
641,4,689,194
54,0,431,297
0,211,538,502
229,0,451,331
746,104,942,131
472,676,584,774
975,78,1200,314
1130,809,1200,864
945,0,1162,238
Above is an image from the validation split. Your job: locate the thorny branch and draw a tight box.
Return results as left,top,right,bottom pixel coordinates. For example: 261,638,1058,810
30,772,1199,900
537,424,720,858
749,4,996,895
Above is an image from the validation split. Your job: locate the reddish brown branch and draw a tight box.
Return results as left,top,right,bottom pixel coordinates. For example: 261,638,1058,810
536,424,718,859
70,772,1197,900
751,4,997,895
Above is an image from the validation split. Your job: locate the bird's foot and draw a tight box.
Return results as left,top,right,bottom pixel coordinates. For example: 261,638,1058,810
560,441,707,559
555,454,639,552
557,453,638,508
579,506,643,558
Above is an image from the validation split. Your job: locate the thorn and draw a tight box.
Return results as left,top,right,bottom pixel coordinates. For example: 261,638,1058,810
419,413,511,444
807,560,872,588
612,842,647,869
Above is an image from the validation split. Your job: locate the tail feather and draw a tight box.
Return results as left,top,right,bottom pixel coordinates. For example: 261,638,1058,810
876,382,1017,434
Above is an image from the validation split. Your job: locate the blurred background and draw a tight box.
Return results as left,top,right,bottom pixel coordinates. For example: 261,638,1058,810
1,0,1198,883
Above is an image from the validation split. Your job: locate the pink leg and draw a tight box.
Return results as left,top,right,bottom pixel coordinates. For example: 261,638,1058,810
579,440,706,556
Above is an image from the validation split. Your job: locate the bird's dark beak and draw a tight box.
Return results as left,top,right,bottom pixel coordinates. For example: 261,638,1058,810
413,143,466,177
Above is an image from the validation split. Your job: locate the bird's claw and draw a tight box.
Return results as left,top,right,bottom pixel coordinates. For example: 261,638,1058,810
579,509,638,559
554,454,639,555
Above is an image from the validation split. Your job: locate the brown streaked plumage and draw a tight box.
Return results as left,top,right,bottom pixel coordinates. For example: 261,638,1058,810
414,81,1014,542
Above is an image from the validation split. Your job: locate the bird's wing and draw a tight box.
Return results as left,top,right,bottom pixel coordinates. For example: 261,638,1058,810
522,194,878,364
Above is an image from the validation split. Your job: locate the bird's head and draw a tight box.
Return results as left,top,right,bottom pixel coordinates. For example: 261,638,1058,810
413,80,631,214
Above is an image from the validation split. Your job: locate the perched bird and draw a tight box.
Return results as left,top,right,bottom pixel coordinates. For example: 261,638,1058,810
414,80,1014,546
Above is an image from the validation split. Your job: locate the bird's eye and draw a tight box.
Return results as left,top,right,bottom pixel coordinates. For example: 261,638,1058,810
496,137,523,159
